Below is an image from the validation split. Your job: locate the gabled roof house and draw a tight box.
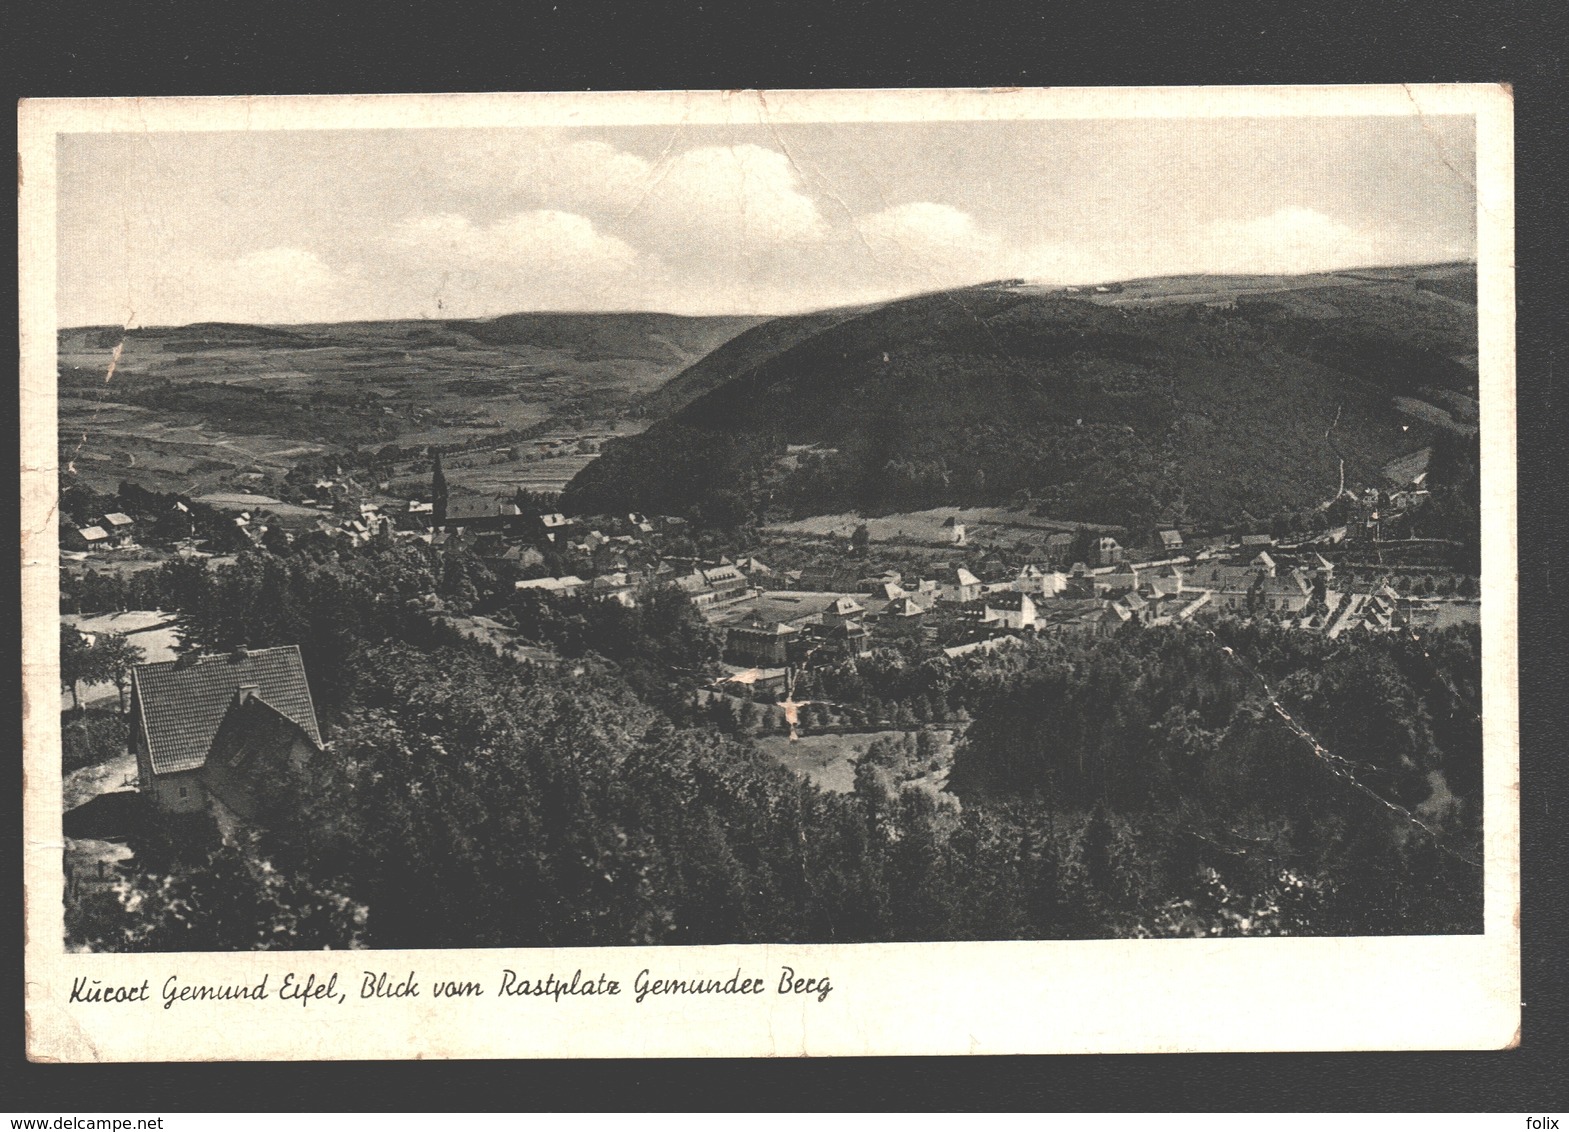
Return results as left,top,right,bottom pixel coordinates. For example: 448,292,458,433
129,645,322,822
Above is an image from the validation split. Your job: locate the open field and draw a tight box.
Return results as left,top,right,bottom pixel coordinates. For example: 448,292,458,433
764,506,1119,544
753,730,908,794
1382,446,1433,486
1012,262,1477,312
434,421,646,496
1393,395,1478,436
706,591,861,630
1417,599,1482,630
58,314,757,495
59,394,332,496
63,752,139,812
753,728,959,795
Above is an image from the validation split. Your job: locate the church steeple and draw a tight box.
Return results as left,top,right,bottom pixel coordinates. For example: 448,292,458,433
431,449,448,528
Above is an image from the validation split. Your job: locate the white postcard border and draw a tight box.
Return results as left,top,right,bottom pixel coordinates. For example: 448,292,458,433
19,84,1519,1061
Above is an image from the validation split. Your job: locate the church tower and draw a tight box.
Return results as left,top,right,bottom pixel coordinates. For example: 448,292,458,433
431,449,448,528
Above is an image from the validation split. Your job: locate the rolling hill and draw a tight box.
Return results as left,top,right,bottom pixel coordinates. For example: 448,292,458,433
57,312,761,495
60,311,761,375
562,264,1478,531
638,304,878,418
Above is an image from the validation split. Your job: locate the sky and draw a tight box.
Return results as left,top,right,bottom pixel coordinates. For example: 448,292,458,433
56,115,1476,327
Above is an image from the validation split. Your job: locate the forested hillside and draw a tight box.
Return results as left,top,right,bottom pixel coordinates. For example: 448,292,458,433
638,305,874,418
66,540,1482,950
566,266,1477,530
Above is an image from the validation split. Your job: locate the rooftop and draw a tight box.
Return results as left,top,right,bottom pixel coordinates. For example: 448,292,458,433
131,645,320,776
985,592,1034,611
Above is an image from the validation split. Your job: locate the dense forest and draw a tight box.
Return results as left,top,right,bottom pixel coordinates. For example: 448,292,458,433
565,273,1478,530
66,537,1483,951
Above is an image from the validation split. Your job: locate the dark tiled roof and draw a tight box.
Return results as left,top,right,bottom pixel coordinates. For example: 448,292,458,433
985,592,1032,611
131,646,321,775
208,695,319,772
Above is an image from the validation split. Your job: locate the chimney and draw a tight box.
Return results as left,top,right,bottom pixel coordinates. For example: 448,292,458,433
237,684,260,705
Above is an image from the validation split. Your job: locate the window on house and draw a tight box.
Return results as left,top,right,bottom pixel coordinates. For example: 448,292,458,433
178,785,189,799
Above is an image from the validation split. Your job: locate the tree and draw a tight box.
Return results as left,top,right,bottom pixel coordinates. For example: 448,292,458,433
1077,802,1112,892
155,556,211,611
92,632,146,713
60,624,92,712
709,697,742,735
151,504,195,544
1065,527,1097,569
74,840,367,952
850,523,871,558
61,711,129,773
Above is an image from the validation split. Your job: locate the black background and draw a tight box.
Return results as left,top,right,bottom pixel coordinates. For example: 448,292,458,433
5,0,1566,1112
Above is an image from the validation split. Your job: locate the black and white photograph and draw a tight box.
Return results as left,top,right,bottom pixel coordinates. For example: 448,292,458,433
20,86,1519,1059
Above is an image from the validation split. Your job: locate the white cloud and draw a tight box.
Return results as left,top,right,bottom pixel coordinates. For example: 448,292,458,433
87,208,653,325
638,144,829,249
374,141,835,313
422,133,652,206
853,201,1020,294
390,209,637,268
380,209,645,316
59,141,1476,326
57,122,1478,325
1007,207,1473,289
530,139,653,206
1204,206,1378,273
862,201,989,248
431,136,830,257
230,246,341,298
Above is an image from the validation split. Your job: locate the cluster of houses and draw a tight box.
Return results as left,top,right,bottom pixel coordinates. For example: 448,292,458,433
1308,480,1437,548
714,541,1420,678
512,553,774,612
205,491,415,551
63,511,137,554
478,511,1426,681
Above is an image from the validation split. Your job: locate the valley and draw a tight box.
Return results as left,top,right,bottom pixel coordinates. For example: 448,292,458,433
55,263,1487,952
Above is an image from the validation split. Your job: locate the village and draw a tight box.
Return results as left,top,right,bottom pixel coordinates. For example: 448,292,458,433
58,433,1481,836
60,443,1481,674
65,452,1472,632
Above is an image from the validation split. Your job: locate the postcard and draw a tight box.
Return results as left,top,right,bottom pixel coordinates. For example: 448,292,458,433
19,84,1518,1060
